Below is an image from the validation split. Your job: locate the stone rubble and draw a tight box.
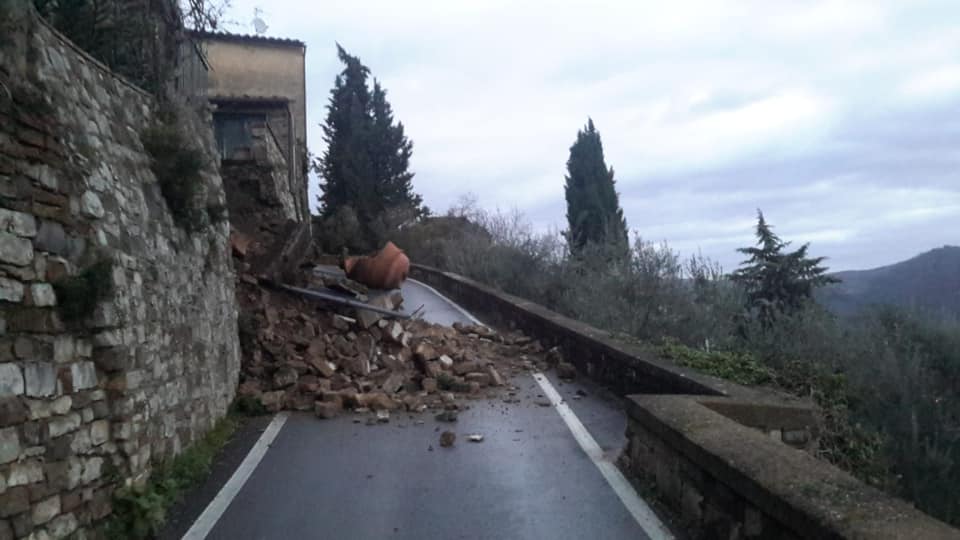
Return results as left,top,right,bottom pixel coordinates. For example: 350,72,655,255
233,267,560,424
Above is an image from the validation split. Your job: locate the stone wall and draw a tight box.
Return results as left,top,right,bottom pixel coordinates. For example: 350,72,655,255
0,4,240,538
409,264,960,539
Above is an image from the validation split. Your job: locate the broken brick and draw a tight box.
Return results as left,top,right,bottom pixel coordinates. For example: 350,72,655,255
314,400,340,419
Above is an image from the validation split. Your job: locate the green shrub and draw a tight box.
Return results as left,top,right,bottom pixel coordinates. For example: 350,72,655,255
142,116,210,232
53,258,113,322
104,414,239,539
658,341,773,386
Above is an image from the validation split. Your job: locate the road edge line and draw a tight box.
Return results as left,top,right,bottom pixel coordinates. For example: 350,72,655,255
407,277,485,326
182,411,290,540
533,373,674,540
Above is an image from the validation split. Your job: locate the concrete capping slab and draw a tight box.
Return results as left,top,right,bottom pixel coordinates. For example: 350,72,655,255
626,395,959,539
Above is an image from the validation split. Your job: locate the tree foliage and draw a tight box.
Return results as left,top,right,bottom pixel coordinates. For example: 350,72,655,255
316,45,423,250
563,118,628,256
31,0,181,94
731,210,839,326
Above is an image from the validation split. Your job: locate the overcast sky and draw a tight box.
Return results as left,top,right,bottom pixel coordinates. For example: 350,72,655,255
225,0,958,271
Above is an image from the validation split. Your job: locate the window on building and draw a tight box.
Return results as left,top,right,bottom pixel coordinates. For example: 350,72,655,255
214,113,266,160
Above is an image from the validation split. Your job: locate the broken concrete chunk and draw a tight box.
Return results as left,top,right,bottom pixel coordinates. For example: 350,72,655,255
341,354,371,377
376,410,390,423
272,367,298,389
315,400,340,419
332,314,354,331
452,361,479,376
438,355,454,369
413,342,437,362
381,373,405,394
260,390,285,412
385,321,404,343
486,365,504,387
421,361,441,379
357,291,403,328
381,354,404,371
464,372,491,386
439,431,456,447
309,356,337,378
362,392,399,411
467,434,484,442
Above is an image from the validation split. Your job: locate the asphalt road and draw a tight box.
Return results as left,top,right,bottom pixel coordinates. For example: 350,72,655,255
174,278,665,540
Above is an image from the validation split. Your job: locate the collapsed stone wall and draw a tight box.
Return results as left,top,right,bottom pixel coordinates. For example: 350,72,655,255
0,4,239,537
221,119,300,235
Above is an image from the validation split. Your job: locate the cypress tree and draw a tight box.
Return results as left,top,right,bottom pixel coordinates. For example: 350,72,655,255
731,210,839,325
563,119,629,255
317,45,423,245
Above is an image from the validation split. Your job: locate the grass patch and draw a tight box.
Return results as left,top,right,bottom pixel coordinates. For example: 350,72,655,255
658,341,774,386
103,414,240,539
142,114,210,233
53,258,113,322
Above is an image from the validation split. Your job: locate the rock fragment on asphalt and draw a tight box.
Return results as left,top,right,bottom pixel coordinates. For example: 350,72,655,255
439,431,456,447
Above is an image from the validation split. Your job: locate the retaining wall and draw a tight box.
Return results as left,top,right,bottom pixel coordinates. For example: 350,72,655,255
0,4,240,537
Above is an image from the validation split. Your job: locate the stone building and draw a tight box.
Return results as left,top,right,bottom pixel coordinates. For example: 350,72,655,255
189,31,310,224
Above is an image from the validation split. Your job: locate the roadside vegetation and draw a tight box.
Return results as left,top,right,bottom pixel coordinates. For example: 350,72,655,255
101,409,254,539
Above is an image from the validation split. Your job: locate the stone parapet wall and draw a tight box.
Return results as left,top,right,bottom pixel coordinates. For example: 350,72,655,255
624,395,958,539
409,264,959,539
0,4,239,537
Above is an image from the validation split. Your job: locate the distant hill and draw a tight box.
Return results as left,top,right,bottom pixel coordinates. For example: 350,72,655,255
817,245,960,319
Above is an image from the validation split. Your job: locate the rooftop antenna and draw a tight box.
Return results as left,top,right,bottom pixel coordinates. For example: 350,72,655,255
252,8,268,34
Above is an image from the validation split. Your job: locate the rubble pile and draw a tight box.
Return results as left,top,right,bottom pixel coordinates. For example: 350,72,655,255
232,272,562,420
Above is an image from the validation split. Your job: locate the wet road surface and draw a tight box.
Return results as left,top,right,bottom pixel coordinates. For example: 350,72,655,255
175,276,667,539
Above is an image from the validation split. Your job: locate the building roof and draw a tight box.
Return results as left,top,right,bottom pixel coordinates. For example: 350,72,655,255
210,95,292,107
191,30,305,48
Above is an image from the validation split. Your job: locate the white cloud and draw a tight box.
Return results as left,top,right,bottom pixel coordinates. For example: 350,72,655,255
901,65,960,101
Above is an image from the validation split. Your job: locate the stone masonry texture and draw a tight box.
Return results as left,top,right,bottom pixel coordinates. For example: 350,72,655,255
0,3,240,537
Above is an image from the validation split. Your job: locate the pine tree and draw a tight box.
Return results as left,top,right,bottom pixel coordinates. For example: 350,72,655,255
317,45,423,246
563,119,629,255
731,210,839,325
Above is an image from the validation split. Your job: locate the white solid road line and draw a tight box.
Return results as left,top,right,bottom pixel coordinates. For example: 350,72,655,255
406,277,485,326
533,373,675,540
182,412,290,540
